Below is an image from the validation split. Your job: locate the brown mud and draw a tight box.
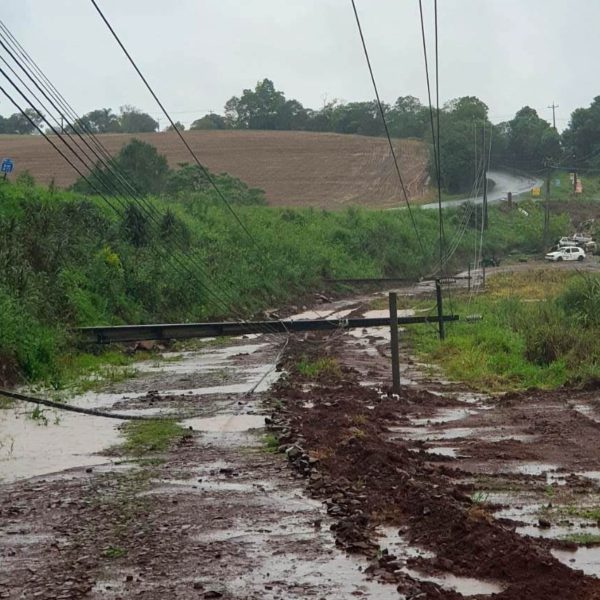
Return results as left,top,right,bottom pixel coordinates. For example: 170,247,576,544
269,326,600,599
2,291,600,598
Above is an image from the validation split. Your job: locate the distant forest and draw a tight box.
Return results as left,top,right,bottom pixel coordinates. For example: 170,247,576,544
3,78,600,193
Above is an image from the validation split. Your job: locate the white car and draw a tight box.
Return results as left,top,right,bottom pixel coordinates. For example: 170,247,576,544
558,237,578,247
545,246,585,262
573,233,592,244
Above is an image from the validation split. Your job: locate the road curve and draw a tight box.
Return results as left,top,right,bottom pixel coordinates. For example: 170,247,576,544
419,170,543,210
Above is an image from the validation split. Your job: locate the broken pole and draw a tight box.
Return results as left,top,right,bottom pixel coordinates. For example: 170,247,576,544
435,280,445,341
388,292,401,396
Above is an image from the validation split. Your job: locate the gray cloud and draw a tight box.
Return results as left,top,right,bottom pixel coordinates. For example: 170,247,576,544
3,0,597,130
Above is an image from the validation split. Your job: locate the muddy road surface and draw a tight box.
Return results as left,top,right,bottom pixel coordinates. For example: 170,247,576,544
2,291,600,599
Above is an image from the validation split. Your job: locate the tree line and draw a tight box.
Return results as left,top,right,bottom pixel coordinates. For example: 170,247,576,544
4,78,600,193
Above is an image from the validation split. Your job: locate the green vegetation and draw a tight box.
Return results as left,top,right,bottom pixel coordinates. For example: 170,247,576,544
412,270,600,391
262,433,279,453
560,533,600,545
296,356,341,379
0,136,570,385
118,420,187,456
102,545,127,559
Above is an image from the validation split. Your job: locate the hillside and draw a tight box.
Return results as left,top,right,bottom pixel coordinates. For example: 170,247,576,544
0,130,428,209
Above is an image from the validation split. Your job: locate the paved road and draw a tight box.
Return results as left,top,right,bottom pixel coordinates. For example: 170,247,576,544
419,170,543,210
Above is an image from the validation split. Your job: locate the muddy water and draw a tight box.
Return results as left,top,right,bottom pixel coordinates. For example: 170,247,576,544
0,338,278,483
0,406,120,483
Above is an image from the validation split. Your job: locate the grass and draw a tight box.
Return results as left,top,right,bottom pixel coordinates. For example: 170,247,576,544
560,533,600,545
0,177,570,385
296,356,341,379
102,546,127,559
118,420,188,456
411,270,600,391
262,433,279,453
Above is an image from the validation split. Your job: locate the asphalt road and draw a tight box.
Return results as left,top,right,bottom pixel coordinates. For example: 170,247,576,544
420,170,543,210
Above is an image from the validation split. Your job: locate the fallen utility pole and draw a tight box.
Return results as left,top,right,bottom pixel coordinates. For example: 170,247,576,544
78,314,459,345
388,293,401,395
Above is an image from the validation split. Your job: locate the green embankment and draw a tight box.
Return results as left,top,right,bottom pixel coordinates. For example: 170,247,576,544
411,270,600,391
0,177,567,386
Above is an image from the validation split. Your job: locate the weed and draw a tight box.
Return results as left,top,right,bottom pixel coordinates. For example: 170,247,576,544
560,533,600,545
102,545,127,559
117,420,187,456
470,490,490,505
262,433,279,453
296,356,341,380
28,405,48,426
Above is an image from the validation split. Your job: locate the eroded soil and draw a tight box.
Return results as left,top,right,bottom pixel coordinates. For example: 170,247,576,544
2,291,600,599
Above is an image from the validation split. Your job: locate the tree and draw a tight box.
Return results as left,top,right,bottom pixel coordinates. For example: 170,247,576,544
119,105,158,133
329,101,383,136
224,79,303,130
388,95,428,138
72,138,169,196
562,97,600,166
4,109,44,134
506,106,560,169
75,108,120,133
166,121,185,132
190,113,228,130
445,96,489,123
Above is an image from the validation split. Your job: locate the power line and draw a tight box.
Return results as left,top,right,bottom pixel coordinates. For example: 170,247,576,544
418,0,446,274
0,80,245,320
88,0,264,256
0,21,288,337
85,1,299,333
349,0,427,262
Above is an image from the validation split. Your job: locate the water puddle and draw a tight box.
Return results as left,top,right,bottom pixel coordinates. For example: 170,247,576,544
377,527,435,560
289,309,333,321
391,425,537,443
510,462,560,477
425,447,458,458
553,547,600,577
183,414,266,432
402,568,505,595
377,527,504,596
409,407,476,426
573,404,600,424
362,309,416,319
140,343,269,374
0,407,120,483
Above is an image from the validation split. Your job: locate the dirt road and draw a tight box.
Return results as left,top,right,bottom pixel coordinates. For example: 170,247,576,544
2,289,600,598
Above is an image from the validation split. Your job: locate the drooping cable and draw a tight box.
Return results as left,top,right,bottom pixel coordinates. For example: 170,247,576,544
349,0,428,262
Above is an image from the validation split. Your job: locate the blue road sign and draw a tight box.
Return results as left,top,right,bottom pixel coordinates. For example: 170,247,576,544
1,159,14,174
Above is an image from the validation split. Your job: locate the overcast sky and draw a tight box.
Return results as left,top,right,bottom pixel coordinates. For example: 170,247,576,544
2,0,597,131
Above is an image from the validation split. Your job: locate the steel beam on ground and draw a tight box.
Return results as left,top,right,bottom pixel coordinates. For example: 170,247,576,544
77,315,459,344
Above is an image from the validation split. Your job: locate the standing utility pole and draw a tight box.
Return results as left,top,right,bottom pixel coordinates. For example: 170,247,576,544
388,293,401,396
548,102,559,129
482,124,489,230
543,168,551,248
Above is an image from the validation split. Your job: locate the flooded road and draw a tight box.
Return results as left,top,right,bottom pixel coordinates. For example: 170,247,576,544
2,290,600,598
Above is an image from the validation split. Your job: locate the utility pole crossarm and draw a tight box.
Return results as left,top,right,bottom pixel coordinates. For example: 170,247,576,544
547,102,559,129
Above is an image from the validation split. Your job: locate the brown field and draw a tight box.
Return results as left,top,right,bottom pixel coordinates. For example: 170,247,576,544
0,130,428,209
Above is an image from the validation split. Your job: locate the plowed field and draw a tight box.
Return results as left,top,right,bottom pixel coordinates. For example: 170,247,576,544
0,130,428,209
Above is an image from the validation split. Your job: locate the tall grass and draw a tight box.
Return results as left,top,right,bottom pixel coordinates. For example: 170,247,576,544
412,272,600,391
0,179,567,385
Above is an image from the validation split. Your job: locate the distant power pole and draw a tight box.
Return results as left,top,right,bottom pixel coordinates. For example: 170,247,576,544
481,124,489,230
548,102,559,129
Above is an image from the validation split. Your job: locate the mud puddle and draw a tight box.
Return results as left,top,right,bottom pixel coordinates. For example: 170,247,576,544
0,406,120,483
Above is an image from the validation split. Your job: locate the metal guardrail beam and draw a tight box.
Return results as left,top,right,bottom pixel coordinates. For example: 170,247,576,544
77,315,459,344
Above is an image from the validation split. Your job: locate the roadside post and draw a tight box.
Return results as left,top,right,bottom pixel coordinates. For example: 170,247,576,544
468,263,471,293
1,158,14,180
435,280,445,341
388,292,401,396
